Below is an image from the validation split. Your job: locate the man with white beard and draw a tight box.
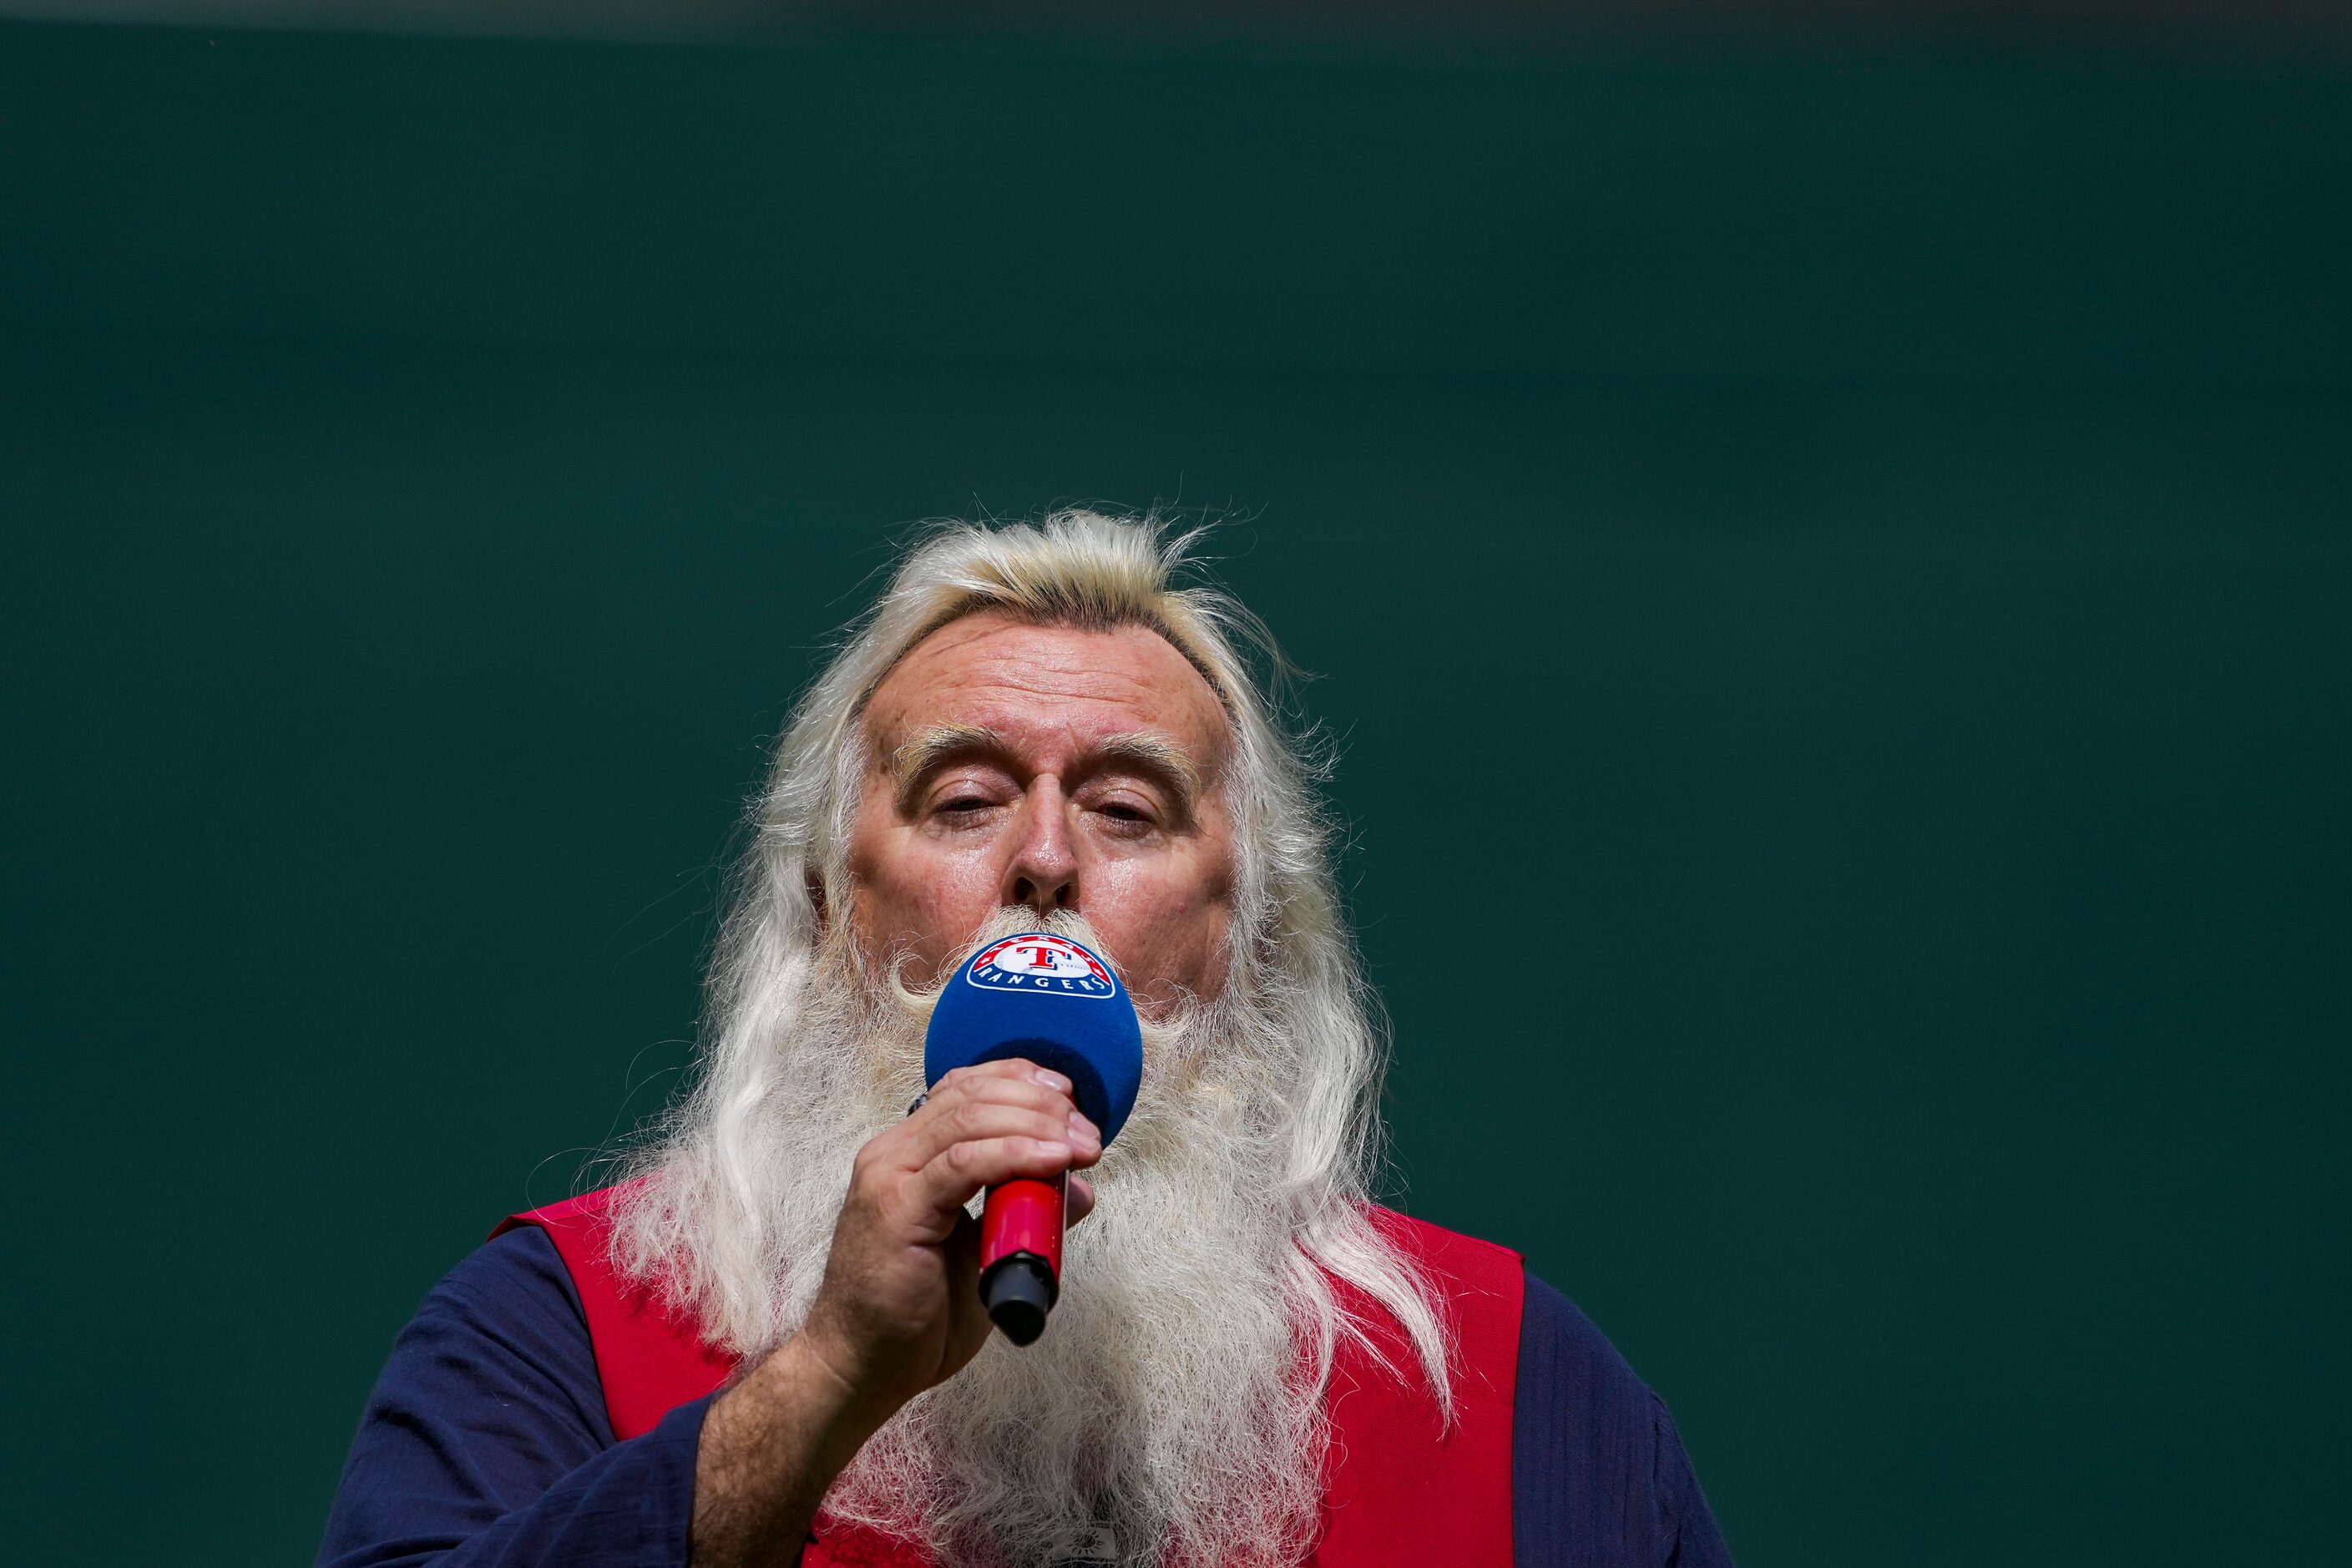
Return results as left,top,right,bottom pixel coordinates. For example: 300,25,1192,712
320,513,1732,1568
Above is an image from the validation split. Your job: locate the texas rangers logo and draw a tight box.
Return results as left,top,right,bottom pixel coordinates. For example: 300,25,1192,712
964,933,1117,998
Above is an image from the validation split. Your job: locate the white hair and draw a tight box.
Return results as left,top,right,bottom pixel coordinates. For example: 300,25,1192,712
609,511,1451,1563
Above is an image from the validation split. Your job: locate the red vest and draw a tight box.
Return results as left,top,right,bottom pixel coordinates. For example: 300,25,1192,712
497,1187,1524,1566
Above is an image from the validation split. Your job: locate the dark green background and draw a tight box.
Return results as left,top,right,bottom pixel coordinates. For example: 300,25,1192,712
3,15,2346,1565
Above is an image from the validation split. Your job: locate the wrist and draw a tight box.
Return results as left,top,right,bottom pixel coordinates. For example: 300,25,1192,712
763,1325,895,1473
694,1332,882,1568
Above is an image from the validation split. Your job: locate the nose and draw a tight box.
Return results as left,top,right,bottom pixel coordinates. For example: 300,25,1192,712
1004,776,1078,918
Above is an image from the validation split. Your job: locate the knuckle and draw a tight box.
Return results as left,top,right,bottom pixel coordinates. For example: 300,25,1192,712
989,1081,1044,1115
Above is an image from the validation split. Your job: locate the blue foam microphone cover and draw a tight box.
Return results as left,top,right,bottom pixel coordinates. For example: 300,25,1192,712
923,931,1143,1144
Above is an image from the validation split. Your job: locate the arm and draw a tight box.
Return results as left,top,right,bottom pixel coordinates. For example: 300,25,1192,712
1512,1272,1734,1568
323,1059,1100,1567
317,1225,709,1568
685,1059,1100,1565
1649,1397,1733,1568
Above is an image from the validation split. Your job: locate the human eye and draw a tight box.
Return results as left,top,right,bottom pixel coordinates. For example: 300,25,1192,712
1088,792,1161,837
926,777,1009,824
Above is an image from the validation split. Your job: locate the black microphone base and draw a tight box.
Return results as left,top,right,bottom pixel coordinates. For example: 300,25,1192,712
979,1252,1058,1346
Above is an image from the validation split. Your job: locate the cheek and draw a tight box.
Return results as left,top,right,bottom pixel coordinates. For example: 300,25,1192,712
1091,850,1237,997
844,820,997,967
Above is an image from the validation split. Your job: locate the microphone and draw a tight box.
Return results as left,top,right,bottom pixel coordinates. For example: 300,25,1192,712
923,930,1142,1345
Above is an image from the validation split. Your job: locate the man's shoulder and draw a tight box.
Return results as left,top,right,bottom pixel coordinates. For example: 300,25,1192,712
1515,1270,1655,1406
1363,1212,1524,1316
1364,1203,1525,1281
1361,1206,1655,1404
1358,1205,1530,1386
490,1179,634,1244
436,1216,588,1329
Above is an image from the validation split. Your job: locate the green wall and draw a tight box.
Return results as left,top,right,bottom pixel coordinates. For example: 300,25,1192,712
3,18,2345,1566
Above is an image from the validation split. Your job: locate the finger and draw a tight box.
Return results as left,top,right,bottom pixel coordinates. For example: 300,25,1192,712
903,1079,1091,1148
895,1097,1091,1174
921,1061,1075,1128
904,1135,1085,1228
892,1057,1072,1141
943,1059,1075,1097
893,1070,1096,1171
1066,1174,1097,1226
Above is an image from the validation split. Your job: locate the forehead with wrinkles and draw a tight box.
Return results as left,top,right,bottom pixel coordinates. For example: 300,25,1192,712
862,610,1233,779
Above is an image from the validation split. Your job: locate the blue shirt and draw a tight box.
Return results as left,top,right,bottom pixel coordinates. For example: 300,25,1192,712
320,1227,1731,1566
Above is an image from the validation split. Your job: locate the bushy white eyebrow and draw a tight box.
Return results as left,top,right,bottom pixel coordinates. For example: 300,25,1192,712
889,723,1002,793
1091,732,1204,800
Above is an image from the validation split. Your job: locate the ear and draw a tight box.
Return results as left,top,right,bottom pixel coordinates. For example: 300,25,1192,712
805,866,829,929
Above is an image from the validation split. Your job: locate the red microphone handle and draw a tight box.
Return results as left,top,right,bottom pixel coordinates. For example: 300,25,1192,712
977,1171,1065,1346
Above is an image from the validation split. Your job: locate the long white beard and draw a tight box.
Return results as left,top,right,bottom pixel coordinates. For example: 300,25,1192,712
618,910,1331,1567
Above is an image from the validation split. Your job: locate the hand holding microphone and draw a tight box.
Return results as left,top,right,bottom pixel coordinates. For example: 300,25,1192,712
787,930,1141,1443
923,932,1144,1345
691,936,1137,1568
701,1050,1100,1568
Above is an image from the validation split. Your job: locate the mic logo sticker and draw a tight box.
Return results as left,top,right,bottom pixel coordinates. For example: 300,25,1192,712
965,933,1116,998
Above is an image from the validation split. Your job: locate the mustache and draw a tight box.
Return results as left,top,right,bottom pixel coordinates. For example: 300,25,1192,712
877,908,1201,1066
